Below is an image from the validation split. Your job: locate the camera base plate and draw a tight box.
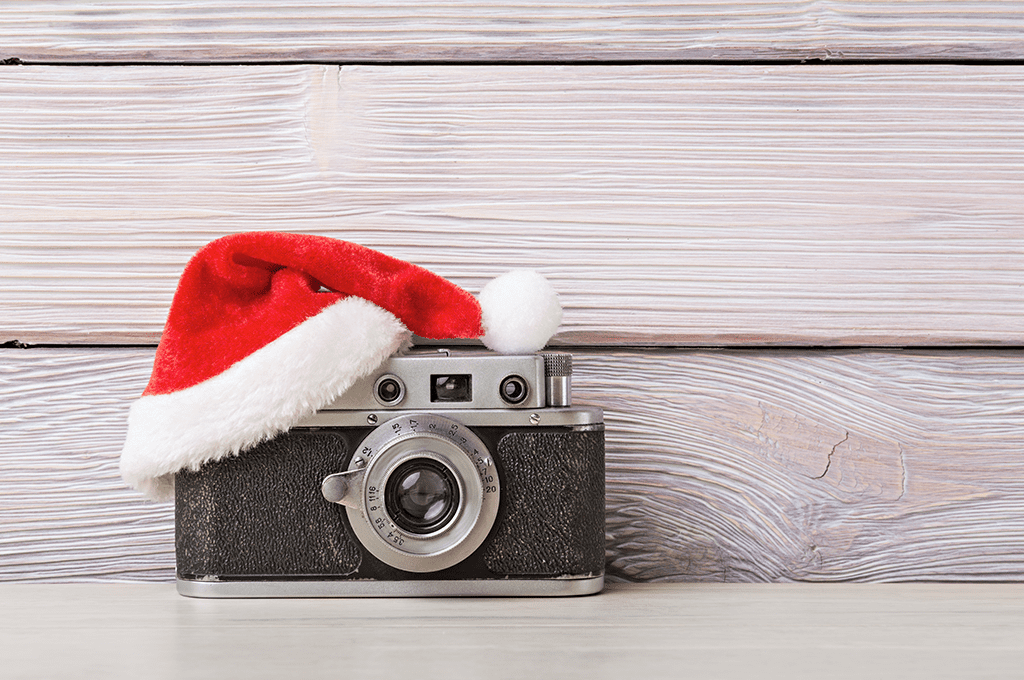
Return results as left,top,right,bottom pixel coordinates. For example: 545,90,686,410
176,574,603,598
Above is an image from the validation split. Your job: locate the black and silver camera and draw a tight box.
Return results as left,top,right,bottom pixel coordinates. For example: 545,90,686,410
175,351,605,597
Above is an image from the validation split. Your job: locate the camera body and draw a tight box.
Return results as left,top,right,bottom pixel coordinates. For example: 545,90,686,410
175,351,605,597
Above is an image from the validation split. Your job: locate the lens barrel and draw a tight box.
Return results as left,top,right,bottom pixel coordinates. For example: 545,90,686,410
341,413,500,573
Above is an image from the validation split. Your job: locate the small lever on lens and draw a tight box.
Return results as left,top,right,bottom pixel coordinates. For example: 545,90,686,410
321,470,363,507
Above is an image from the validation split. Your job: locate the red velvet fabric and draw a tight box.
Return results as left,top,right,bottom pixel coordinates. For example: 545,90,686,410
144,232,484,396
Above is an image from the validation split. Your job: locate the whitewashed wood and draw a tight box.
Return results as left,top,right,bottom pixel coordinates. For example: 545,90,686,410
2,1,1023,62
4,583,1024,680
590,350,1024,581
4,347,1024,582
3,65,1024,346
0,350,172,581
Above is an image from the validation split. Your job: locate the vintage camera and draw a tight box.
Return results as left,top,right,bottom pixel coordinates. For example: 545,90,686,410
175,351,605,597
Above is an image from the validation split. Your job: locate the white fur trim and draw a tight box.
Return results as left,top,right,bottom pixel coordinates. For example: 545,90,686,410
120,298,410,501
479,270,563,354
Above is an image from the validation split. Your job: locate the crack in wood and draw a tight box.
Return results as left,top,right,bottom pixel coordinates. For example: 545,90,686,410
813,431,850,480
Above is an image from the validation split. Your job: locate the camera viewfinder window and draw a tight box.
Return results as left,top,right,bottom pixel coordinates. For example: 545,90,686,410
431,375,472,403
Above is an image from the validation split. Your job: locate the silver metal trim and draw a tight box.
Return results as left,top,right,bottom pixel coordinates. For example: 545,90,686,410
177,574,604,598
326,354,548,411
298,406,604,430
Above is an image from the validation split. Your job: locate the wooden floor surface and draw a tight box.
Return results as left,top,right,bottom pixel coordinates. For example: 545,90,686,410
2,583,1023,679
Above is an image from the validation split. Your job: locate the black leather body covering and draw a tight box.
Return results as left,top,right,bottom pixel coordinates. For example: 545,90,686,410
176,425,605,581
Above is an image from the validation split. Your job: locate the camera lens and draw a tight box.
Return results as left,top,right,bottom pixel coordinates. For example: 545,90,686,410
385,459,460,535
342,413,499,572
374,375,405,405
499,375,529,405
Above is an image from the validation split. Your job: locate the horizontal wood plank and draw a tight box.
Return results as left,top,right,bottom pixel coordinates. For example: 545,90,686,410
3,65,1024,346
3,347,1024,582
1,2,1023,63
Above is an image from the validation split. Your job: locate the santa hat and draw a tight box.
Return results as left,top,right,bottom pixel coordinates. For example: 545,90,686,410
120,232,562,500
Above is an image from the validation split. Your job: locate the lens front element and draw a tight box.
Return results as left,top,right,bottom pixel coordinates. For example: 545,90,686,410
385,459,460,534
344,414,499,573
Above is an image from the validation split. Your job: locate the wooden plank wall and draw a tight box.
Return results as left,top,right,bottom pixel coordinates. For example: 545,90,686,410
2,3,1023,582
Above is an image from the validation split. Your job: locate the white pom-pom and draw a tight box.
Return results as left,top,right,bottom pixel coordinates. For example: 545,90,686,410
478,270,562,354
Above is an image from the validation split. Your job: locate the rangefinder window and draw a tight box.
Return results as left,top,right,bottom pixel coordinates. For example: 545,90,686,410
431,374,472,402
373,375,405,406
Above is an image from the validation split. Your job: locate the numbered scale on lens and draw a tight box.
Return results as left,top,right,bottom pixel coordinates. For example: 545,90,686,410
345,413,500,573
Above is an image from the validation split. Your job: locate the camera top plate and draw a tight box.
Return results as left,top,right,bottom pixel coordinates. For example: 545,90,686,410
324,352,549,411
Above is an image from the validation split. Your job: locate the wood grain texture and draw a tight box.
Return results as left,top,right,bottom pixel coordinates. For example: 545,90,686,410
4,583,1024,680
0,350,172,581
4,347,1024,582
3,65,1024,346
591,350,1024,582
1,1,1023,63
